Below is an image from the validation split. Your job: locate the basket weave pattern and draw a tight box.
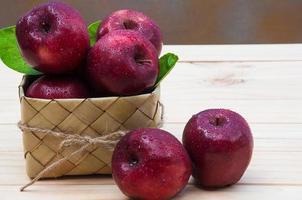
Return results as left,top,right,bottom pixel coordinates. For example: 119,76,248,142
19,76,162,178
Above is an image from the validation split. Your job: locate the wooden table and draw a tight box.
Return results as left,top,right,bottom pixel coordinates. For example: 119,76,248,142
1,45,302,199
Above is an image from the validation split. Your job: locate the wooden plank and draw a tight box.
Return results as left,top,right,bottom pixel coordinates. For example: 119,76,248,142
176,185,302,200
1,184,302,200
161,99,302,123
1,149,302,185
0,185,125,200
0,61,22,85
0,125,22,152
162,61,302,100
2,123,302,152
164,123,302,140
0,99,20,124
162,44,302,61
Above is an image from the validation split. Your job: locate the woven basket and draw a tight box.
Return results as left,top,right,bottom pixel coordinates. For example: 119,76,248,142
19,76,162,178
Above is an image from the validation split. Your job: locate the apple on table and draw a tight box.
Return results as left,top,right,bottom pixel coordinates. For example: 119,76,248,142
183,109,254,188
112,128,192,200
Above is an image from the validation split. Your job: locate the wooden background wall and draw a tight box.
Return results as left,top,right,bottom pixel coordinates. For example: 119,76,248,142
1,0,302,44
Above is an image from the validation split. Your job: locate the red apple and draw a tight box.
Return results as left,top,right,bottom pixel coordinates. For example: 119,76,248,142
112,128,192,200
97,9,162,55
86,30,159,96
26,75,90,99
16,2,90,74
183,109,253,188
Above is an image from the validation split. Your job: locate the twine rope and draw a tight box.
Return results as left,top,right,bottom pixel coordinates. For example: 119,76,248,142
18,122,127,192
18,102,164,191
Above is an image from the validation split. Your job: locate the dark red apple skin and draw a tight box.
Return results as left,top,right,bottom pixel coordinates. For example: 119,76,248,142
26,75,90,99
182,109,253,188
16,2,90,74
97,9,162,55
86,30,159,96
112,128,192,200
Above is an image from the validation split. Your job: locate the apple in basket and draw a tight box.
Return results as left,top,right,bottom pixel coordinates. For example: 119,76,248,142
16,2,90,74
86,30,159,96
26,75,90,99
183,109,254,188
112,128,192,200
97,9,163,55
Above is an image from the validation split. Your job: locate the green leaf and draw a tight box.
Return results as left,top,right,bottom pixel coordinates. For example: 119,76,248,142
0,26,41,75
155,53,178,86
88,20,101,46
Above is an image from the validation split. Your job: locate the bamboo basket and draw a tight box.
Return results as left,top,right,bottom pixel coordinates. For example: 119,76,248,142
19,76,162,178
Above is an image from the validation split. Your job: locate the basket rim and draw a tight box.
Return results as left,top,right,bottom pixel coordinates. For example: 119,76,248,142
19,75,160,102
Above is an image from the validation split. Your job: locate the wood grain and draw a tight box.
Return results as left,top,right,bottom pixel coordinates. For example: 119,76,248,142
162,44,302,61
0,45,301,199
1,184,302,200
